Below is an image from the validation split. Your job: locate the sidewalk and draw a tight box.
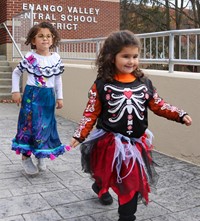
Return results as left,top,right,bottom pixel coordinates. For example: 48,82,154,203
0,103,200,221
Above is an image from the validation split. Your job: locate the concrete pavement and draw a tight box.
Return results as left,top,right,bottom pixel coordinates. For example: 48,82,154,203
0,103,200,221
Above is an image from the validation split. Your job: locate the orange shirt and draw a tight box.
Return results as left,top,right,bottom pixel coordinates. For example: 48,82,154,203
114,73,136,83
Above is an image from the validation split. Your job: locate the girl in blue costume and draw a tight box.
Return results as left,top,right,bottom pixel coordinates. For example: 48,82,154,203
12,22,69,175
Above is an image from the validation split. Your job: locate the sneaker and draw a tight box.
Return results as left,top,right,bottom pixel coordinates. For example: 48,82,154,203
36,158,47,171
92,182,113,205
22,157,39,175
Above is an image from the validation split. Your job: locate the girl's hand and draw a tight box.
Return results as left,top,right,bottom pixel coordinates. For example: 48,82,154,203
70,138,80,148
183,115,192,126
12,92,21,106
56,99,63,109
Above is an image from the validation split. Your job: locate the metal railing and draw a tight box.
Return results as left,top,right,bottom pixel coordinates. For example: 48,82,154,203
1,12,200,73
0,8,33,60
137,29,200,72
12,8,33,59
58,37,104,61
58,29,200,72
0,23,24,59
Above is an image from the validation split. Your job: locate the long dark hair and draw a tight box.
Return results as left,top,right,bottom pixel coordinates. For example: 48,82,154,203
96,30,145,82
25,22,60,49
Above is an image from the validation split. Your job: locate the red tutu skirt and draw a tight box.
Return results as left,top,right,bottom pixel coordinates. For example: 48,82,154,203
80,129,157,205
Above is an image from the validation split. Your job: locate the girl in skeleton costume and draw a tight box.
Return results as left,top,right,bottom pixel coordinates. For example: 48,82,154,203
12,22,68,175
70,30,192,221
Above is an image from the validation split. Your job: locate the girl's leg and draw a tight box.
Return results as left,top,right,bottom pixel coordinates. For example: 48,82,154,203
22,153,31,160
118,192,138,221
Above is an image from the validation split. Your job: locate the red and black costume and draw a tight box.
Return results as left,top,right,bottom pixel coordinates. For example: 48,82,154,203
73,73,186,208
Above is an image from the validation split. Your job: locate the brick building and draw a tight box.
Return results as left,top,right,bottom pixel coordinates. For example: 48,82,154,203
0,0,120,60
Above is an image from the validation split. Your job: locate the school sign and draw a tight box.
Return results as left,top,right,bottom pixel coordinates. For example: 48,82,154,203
0,0,120,59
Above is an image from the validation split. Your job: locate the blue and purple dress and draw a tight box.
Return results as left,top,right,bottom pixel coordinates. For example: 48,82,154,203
12,51,66,159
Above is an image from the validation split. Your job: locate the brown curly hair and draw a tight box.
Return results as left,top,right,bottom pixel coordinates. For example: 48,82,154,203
96,30,145,82
25,22,60,49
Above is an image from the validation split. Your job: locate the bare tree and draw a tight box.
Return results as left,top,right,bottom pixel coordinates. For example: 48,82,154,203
189,0,200,28
120,0,167,33
120,0,200,31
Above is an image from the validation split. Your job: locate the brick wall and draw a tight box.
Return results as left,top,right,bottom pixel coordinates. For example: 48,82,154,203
0,0,120,45
0,0,7,23
0,0,7,45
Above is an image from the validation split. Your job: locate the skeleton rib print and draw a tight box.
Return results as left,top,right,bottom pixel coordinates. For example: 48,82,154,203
104,84,148,125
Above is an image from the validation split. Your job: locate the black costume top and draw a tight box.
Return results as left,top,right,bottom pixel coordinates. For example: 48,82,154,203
73,76,186,142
